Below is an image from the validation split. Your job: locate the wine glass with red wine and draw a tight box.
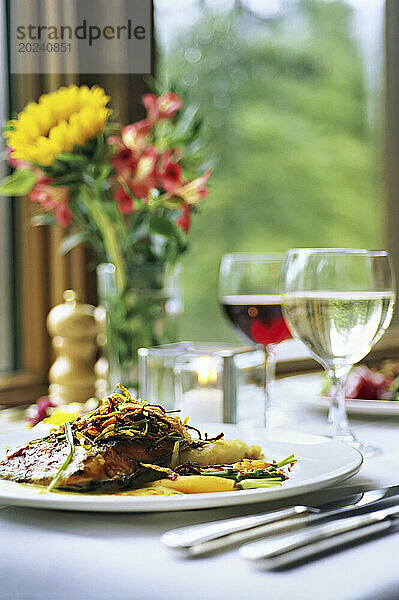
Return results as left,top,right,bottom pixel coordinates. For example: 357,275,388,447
219,253,291,427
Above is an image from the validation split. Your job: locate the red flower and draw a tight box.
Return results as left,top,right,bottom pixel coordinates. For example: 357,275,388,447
29,182,72,227
176,204,191,233
114,185,135,214
121,120,151,158
158,150,184,194
142,92,183,124
160,148,182,168
112,144,135,178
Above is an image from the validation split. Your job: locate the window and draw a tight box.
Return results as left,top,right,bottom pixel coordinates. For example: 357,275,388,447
155,0,388,355
0,0,15,372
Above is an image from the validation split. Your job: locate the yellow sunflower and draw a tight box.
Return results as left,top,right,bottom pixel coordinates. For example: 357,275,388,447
5,85,111,167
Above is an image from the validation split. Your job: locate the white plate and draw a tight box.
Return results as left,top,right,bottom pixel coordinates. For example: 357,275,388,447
279,373,399,417
0,427,362,512
317,396,399,416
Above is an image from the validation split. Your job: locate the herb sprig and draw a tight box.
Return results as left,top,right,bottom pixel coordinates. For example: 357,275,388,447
46,422,75,492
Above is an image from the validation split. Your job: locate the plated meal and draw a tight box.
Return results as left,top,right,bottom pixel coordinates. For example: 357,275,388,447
0,385,296,497
280,367,399,418
323,361,399,402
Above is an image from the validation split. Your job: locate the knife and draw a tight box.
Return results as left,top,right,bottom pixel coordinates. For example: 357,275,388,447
161,484,399,556
240,504,399,569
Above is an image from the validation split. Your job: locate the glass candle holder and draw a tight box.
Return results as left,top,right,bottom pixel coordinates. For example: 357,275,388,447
138,342,265,425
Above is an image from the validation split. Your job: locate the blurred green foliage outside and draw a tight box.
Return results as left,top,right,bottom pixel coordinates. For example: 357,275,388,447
158,0,384,342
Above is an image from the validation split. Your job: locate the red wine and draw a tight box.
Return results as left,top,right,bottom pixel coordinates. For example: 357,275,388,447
222,295,292,346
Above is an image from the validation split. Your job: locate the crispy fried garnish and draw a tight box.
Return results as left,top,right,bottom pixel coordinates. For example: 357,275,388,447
47,384,200,452
140,463,174,475
232,459,273,473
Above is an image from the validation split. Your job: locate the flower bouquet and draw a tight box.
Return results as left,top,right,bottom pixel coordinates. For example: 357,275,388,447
0,85,211,389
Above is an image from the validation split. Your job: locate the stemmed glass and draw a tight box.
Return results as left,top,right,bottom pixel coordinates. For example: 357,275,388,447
281,248,395,454
219,253,292,427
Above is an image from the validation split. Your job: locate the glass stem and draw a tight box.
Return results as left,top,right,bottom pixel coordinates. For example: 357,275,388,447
264,345,276,428
328,367,356,442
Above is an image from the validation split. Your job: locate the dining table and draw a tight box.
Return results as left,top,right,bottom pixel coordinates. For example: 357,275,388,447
1,372,399,600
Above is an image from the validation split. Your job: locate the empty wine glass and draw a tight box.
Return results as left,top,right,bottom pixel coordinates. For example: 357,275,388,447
281,248,395,455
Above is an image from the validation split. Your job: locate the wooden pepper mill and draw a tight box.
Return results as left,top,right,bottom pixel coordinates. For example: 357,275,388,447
47,290,98,404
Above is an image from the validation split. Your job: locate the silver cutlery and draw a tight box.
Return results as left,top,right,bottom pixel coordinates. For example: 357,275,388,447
240,503,399,569
161,484,399,556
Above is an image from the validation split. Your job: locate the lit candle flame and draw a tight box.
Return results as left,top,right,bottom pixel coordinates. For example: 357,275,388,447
196,356,218,386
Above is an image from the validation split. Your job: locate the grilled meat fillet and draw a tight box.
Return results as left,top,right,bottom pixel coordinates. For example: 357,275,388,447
0,436,175,492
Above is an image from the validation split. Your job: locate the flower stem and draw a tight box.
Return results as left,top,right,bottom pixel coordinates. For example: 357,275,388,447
81,185,126,291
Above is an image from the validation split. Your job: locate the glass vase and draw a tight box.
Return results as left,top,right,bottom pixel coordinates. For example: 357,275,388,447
97,262,183,393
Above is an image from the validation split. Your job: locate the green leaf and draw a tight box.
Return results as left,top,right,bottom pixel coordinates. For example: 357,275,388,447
162,195,184,209
53,173,85,186
59,232,87,255
145,75,164,95
93,133,105,163
175,104,200,135
149,215,179,239
0,169,37,196
56,152,87,165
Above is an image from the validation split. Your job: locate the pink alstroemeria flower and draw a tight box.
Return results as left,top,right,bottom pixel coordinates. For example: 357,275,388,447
142,92,183,124
113,145,158,202
29,182,72,227
120,120,151,158
126,146,158,199
174,169,212,205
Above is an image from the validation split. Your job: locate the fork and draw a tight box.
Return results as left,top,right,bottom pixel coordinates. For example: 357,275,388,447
161,486,399,556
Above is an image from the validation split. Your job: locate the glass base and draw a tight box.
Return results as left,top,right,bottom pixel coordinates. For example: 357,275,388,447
329,433,381,458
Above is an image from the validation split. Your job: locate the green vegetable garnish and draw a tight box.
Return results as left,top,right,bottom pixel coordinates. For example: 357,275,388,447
276,454,297,468
200,454,297,488
201,469,236,479
46,422,75,492
239,478,283,489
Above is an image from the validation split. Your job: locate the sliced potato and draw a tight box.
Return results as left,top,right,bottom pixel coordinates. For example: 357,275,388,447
148,475,235,494
117,486,184,496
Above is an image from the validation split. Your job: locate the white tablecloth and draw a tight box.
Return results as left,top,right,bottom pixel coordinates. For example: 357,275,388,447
1,374,399,600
